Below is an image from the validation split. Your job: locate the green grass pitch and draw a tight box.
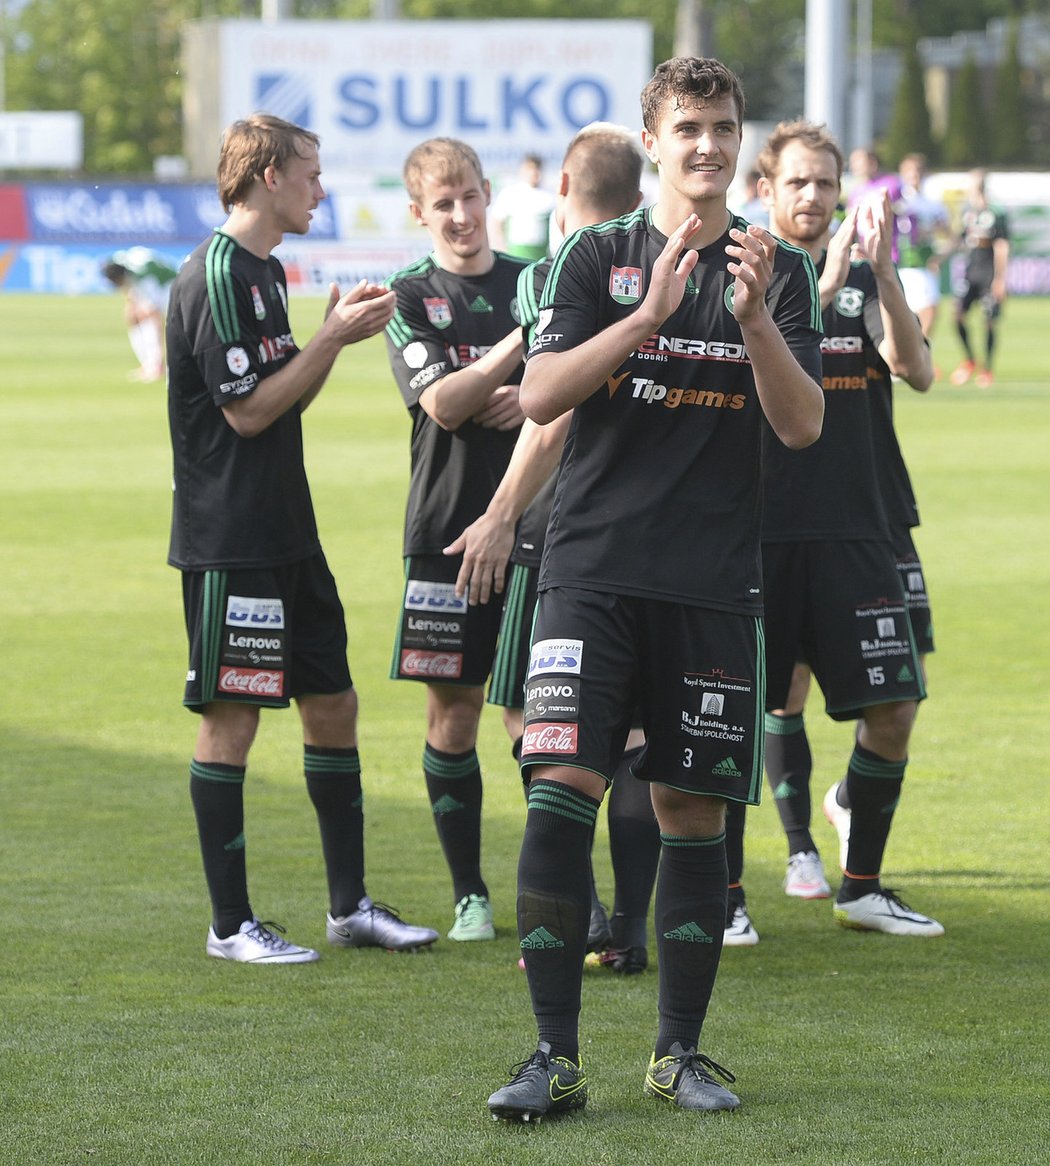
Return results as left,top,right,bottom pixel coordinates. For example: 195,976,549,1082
1,292,1048,1164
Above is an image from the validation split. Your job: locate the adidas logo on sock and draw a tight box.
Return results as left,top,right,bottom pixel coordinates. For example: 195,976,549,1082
520,926,565,950
773,780,796,799
431,794,464,815
712,757,742,777
663,921,714,944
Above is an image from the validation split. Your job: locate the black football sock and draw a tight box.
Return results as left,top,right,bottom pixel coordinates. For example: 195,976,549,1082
956,318,975,363
724,799,746,889
423,744,487,903
304,744,366,918
653,832,728,1060
517,779,601,1064
189,760,251,938
607,745,659,949
765,712,817,854
838,743,906,899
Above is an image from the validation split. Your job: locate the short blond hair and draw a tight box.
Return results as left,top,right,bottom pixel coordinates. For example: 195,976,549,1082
403,138,485,204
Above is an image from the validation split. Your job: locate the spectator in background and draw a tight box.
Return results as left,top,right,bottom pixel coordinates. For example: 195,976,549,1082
490,153,557,261
895,153,951,343
950,168,1010,389
846,147,902,259
102,247,179,382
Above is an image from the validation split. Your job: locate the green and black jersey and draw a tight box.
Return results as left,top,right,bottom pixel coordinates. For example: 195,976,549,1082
762,260,895,543
384,252,528,557
166,230,319,570
532,208,823,615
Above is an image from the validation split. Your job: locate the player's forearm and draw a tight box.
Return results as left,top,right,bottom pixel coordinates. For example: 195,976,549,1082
745,315,824,449
221,330,344,437
874,272,932,391
520,312,655,424
420,328,523,430
486,415,569,524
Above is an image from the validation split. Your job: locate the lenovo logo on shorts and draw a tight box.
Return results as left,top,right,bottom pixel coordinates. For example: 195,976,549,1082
400,650,462,679
218,667,284,697
521,722,578,755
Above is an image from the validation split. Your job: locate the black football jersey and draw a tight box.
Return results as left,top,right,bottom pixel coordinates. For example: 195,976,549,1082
385,252,528,555
166,231,319,570
532,208,823,614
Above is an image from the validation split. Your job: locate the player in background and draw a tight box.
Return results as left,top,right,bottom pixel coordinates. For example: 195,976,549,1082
384,139,528,944
444,122,659,972
486,57,824,1123
729,119,942,942
950,168,1010,388
102,246,179,382
166,113,438,964
894,153,951,344
489,153,558,261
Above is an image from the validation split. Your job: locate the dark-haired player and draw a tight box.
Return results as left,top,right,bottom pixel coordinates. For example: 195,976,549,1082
486,58,824,1122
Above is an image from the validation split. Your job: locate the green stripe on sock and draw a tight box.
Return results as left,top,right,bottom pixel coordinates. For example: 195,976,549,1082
659,831,726,849
764,712,804,735
527,783,598,827
190,760,245,785
850,749,907,781
423,747,479,780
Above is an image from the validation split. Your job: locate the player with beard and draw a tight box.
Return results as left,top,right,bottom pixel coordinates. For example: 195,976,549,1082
384,139,528,944
486,59,824,1123
731,119,942,941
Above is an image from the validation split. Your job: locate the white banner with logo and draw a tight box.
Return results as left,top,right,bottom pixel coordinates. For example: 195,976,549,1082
214,19,652,180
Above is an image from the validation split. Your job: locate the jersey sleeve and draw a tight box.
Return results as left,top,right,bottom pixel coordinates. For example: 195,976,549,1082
192,250,287,409
384,279,454,409
769,249,824,386
516,260,550,348
525,231,603,359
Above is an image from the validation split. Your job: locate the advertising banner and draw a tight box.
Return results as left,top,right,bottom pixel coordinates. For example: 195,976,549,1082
208,19,653,179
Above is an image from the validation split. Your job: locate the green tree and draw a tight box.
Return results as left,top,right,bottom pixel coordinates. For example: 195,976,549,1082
5,0,243,174
882,36,936,166
941,53,989,167
992,20,1027,164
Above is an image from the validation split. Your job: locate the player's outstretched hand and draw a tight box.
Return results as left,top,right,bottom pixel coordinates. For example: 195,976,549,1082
325,279,397,344
855,190,894,275
725,224,776,323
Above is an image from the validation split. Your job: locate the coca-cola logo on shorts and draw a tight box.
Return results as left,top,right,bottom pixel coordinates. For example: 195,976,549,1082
218,667,285,697
400,650,463,679
521,722,579,755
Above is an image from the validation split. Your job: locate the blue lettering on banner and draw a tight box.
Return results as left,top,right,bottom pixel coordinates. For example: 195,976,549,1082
335,73,613,136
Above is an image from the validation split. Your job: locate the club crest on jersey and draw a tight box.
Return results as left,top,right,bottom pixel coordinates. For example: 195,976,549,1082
424,298,453,329
835,287,865,317
226,346,250,376
724,284,737,314
609,266,642,304
251,284,266,320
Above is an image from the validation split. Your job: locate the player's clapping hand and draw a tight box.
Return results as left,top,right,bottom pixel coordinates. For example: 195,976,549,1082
816,206,858,307
473,384,525,430
725,224,776,323
641,214,701,328
324,280,397,344
854,190,893,275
